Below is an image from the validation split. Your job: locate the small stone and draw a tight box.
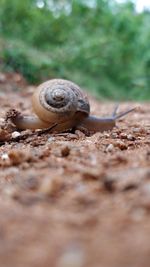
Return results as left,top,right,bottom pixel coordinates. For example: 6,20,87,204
115,140,127,150
111,133,118,139
11,131,21,139
127,134,135,141
106,143,114,152
119,133,127,139
103,133,110,138
75,130,85,138
132,127,146,134
47,137,55,142
1,153,9,160
132,127,139,133
61,145,70,157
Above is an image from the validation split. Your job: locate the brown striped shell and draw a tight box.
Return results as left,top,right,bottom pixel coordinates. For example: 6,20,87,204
32,79,90,126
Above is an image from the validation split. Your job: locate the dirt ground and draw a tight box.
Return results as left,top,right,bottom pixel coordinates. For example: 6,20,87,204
0,73,150,267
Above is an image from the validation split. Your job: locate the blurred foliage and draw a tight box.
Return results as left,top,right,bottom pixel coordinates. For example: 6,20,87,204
0,0,150,99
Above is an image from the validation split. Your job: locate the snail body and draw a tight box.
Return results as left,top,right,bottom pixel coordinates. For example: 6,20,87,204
11,79,135,133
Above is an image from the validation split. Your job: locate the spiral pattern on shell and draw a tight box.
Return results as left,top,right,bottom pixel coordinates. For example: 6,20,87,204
32,79,90,124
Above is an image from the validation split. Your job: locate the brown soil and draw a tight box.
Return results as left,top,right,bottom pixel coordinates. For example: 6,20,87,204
0,73,150,267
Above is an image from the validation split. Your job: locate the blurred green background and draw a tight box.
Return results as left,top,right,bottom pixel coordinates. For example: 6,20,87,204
0,0,150,100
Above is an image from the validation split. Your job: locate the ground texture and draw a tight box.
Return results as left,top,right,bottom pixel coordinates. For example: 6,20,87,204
0,73,150,267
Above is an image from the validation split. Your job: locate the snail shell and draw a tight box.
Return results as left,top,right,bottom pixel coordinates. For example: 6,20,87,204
32,79,90,124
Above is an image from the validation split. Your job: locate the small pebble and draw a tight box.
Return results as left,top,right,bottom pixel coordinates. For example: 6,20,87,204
127,134,135,141
1,153,9,160
106,143,114,152
11,131,21,139
61,145,70,157
115,140,127,150
75,130,85,138
103,133,110,138
47,137,55,142
119,133,127,139
132,127,146,134
132,128,140,133
111,133,118,139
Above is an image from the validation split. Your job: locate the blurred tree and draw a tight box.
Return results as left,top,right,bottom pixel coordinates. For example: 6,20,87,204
0,0,149,99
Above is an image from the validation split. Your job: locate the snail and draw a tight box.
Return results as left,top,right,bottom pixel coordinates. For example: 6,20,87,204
10,79,135,133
